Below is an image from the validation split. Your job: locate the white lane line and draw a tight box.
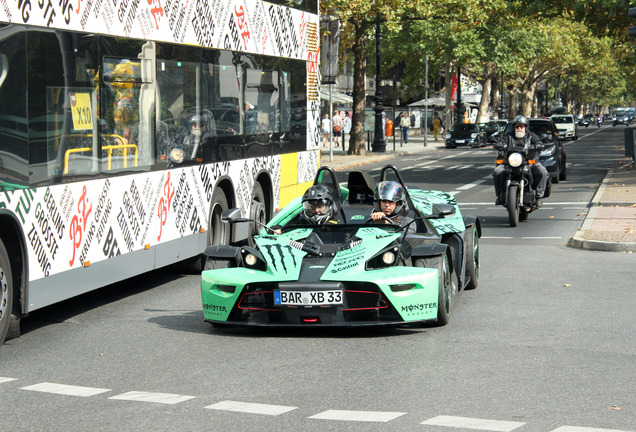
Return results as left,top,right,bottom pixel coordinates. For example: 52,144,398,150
0,377,17,384
109,391,195,404
421,415,525,431
205,400,297,415
551,426,634,432
459,202,588,206
457,179,487,191
309,409,406,423
444,164,463,170
21,382,111,397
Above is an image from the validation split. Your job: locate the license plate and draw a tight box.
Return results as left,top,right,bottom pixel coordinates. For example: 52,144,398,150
274,290,343,306
455,139,464,144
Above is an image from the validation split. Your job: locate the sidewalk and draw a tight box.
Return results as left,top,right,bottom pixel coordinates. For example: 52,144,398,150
568,162,636,252
320,130,441,171
320,131,636,252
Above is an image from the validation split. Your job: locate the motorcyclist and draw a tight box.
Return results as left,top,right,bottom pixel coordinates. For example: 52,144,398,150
180,114,213,160
371,181,416,233
492,115,548,207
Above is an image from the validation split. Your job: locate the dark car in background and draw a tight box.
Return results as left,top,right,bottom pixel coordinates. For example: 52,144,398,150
504,118,567,183
445,123,487,148
483,120,508,143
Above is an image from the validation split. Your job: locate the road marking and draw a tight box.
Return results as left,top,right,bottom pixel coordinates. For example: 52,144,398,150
309,409,406,422
551,427,634,432
21,382,111,397
205,400,297,415
459,202,588,206
0,377,17,384
421,415,525,431
457,179,487,190
109,391,195,404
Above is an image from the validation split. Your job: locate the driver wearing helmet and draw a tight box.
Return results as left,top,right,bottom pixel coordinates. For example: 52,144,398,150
371,181,416,233
272,184,340,234
493,115,548,207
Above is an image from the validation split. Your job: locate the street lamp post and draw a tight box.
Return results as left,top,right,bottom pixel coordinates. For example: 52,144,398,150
372,14,386,152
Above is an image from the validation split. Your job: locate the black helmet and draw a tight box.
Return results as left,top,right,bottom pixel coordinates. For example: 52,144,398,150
189,115,208,126
301,184,335,225
511,115,529,127
374,181,407,217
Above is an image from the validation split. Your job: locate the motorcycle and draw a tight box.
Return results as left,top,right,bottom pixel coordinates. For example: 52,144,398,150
494,143,551,227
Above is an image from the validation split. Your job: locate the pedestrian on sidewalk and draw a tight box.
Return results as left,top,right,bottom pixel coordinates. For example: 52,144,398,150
400,112,410,143
321,114,330,147
332,110,343,148
433,113,441,141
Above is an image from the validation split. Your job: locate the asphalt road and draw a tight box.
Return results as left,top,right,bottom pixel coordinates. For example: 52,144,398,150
1,125,634,432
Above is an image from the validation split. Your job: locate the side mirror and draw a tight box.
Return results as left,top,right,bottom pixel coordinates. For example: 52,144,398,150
432,203,455,218
221,208,249,244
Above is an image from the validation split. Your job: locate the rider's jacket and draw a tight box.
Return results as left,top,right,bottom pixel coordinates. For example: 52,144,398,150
496,131,543,159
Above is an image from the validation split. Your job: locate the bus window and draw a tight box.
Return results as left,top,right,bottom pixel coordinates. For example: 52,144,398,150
0,27,27,185
26,30,99,183
156,45,218,165
204,50,241,139
245,68,280,135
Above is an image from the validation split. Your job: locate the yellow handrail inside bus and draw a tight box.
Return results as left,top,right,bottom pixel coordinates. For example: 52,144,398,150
63,134,138,174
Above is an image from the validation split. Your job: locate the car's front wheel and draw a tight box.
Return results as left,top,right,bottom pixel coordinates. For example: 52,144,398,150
415,254,451,326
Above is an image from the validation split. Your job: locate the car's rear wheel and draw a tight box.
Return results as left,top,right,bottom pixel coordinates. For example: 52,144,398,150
464,226,479,290
559,161,567,181
415,254,451,326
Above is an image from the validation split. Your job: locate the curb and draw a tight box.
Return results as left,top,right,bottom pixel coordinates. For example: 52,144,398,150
568,167,636,252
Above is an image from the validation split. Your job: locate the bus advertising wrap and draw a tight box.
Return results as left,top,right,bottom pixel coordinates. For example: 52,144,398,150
0,0,316,61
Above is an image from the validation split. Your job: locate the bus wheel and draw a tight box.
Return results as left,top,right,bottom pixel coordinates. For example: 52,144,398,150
0,238,13,346
249,182,267,245
209,188,229,246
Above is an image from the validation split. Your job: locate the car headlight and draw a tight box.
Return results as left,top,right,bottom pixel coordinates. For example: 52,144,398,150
471,133,477,139
445,133,451,139
169,148,184,164
508,152,523,167
366,246,400,270
540,148,553,157
382,251,396,265
240,247,267,271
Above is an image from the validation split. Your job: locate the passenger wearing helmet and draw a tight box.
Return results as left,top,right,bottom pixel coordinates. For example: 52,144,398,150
492,115,548,207
299,184,340,225
171,113,216,162
371,181,416,233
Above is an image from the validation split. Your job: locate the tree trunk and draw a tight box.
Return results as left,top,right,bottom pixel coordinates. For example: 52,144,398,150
475,63,492,124
444,58,453,128
519,69,538,117
348,23,368,155
491,72,500,118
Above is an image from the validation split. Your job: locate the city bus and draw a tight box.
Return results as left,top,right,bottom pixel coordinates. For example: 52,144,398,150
0,0,321,345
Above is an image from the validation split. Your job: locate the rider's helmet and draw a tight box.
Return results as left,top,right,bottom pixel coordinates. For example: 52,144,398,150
301,184,336,225
511,115,530,128
189,115,208,128
374,181,407,217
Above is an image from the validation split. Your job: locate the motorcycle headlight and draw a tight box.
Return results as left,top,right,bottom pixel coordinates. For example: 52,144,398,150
169,148,184,164
508,152,523,167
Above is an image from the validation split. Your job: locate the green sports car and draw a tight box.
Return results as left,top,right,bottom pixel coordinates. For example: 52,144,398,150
201,165,481,328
